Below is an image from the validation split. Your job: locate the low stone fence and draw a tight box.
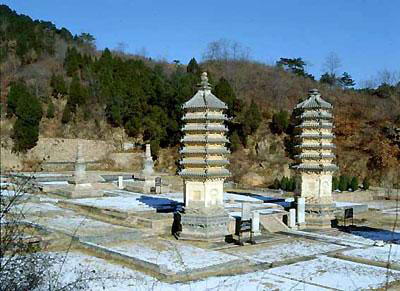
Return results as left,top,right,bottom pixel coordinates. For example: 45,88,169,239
332,191,375,202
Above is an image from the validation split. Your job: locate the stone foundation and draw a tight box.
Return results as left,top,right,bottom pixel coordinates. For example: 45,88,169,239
304,203,335,229
179,207,230,242
125,175,170,194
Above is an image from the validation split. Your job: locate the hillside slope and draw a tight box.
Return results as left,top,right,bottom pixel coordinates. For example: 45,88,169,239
0,5,399,185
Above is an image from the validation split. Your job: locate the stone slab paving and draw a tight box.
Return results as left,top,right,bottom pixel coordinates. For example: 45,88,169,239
342,244,400,265
67,196,157,213
20,202,151,243
49,250,325,290
223,239,347,265
83,238,243,275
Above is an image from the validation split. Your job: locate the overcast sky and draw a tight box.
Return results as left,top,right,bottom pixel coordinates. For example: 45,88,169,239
3,0,400,86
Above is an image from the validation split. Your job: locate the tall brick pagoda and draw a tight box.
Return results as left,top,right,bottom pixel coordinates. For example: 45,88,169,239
178,72,231,241
292,89,339,228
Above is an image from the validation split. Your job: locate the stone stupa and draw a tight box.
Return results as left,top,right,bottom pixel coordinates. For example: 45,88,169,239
142,144,154,176
125,143,170,194
178,72,231,241
291,89,339,228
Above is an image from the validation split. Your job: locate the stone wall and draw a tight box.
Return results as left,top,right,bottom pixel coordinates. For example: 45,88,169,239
1,138,116,171
108,152,142,171
33,138,115,162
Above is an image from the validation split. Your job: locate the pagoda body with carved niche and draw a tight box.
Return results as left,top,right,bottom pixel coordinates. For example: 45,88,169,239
178,72,231,241
292,89,339,228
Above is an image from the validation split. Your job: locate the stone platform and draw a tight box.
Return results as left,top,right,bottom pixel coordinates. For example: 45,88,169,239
124,175,171,194
179,207,230,242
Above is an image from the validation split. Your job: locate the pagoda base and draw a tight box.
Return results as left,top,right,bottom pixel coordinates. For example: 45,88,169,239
179,207,230,242
304,203,336,229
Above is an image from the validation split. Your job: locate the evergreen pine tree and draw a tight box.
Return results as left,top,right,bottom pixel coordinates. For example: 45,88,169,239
230,131,241,152
6,82,26,117
247,100,262,134
362,177,370,190
11,85,43,152
68,76,87,111
271,110,289,134
61,104,72,124
64,47,81,76
214,77,237,117
186,57,200,75
280,176,288,191
50,74,68,97
46,101,55,118
320,73,339,86
273,178,281,190
287,177,296,191
350,176,359,192
332,176,339,191
339,175,349,192
340,72,355,88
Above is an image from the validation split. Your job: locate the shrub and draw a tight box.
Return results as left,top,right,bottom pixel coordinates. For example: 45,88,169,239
339,175,349,191
46,101,55,118
332,176,339,191
271,110,289,134
61,104,72,124
280,176,289,191
230,131,241,152
350,176,359,192
11,83,42,152
362,177,370,190
272,178,280,189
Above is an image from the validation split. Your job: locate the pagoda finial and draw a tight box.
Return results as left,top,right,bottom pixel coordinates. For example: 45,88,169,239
200,72,211,90
309,88,320,96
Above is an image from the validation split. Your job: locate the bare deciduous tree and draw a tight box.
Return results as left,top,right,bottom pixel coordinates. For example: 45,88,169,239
202,39,251,62
322,51,342,76
376,69,400,86
0,174,110,290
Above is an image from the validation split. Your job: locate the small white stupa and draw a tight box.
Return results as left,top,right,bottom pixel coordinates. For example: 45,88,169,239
142,144,154,176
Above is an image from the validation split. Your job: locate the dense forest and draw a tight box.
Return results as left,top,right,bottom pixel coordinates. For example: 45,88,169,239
1,4,399,185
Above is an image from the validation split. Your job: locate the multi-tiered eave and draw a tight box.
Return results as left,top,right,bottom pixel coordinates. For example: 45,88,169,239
292,89,338,173
179,75,231,179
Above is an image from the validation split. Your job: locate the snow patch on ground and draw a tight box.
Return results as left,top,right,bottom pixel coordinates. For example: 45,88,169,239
49,251,324,291
70,196,155,212
13,202,63,214
229,240,346,264
39,181,69,185
267,255,400,290
342,244,400,265
93,240,239,273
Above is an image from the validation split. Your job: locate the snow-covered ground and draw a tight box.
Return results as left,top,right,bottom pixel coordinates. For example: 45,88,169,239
21,206,147,240
39,181,69,185
90,240,239,273
342,244,400,265
224,193,264,203
46,251,400,291
382,208,400,215
69,196,156,212
226,240,346,264
13,202,64,214
48,251,326,291
266,255,400,290
0,189,32,197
